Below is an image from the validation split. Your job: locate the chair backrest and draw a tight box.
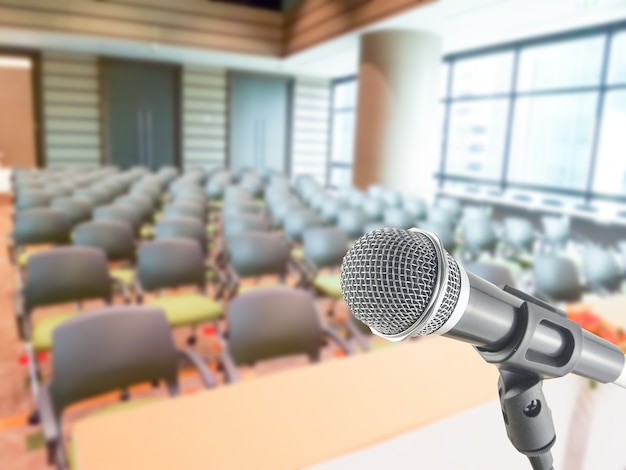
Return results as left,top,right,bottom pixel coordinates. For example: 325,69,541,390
465,260,516,288
503,217,535,252
73,187,110,206
533,254,584,302
302,227,349,269
155,216,207,254
403,197,426,220
240,173,264,198
222,213,270,241
462,219,497,255
418,220,456,253
337,208,369,239
227,287,324,365
15,190,51,211
227,232,291,277
383,208,416,230
582,247,623,293
137,238,206,291
114,195,154,222
320,198,349,225
283,209,325,243
13,208,71,246
162,202,205,222
361,198,385,221
222,199,263,216
73,221,135,262
51,198,92,226
541,216,570,246
49,307,179,417
93,205,142,234
24,247,112,310
205,171,233,199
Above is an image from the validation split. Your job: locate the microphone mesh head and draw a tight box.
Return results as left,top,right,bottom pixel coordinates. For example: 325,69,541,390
340,227,462,337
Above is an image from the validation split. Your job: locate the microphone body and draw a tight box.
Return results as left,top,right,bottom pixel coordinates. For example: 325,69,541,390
340,228,626,388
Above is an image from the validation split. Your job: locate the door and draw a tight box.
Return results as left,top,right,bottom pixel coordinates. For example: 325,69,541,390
229,73,291,174
102,60,179,170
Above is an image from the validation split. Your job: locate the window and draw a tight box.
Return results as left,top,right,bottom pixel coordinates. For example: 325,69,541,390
593,90,626,196
446,100,509,181
508,93,597,191
440,23,626,204
329,79,357,187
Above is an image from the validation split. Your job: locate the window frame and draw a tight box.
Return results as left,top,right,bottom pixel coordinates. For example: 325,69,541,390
439,19,626,204
327,75,358,189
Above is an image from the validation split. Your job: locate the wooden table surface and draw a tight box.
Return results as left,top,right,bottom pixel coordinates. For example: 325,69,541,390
73,337,499,470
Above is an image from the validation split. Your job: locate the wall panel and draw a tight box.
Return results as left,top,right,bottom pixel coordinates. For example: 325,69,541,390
41,52,101,167
182,66,228,170
290,77,330,184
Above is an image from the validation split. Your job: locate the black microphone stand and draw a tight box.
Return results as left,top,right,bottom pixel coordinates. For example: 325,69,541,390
496,369,556,470
475,286,572,470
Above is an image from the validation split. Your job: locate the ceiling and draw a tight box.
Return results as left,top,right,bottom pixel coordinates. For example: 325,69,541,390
1,0,626,78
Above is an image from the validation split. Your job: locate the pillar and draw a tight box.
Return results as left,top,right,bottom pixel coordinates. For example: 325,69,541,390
353,30,443,202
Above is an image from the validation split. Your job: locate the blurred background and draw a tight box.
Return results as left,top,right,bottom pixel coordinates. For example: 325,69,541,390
1,0,626,469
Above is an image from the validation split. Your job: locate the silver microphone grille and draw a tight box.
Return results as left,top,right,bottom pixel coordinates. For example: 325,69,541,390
340,227,463,339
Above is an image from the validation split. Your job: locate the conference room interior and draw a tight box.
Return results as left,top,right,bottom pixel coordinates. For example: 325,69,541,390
1,0,626,469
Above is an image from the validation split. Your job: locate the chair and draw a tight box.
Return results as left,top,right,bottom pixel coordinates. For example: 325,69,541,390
154,216,208,255
72,221,136,295
533,254,585,303
582,247,623,295
220,287,352,382
114,194,155,224
16,247,118,401
298,227,370,347
337,208,370,240
162,202,206,223
38,306,216,470
222,213,271,242
383,208,416,230
418,220,457,253
540,216,570,252
50,198,92,227
223,232,294,297
10,208,71,273
460,219,498,260
465,260,517,288
502,217,536,256
403,197,427,220
93,205,143,237
136,239,224,344
15,190,52,211
362,198,385,221
283,209,325,244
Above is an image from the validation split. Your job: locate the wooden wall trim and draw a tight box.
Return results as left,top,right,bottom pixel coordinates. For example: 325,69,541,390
285,0,436,54
0,0,437,60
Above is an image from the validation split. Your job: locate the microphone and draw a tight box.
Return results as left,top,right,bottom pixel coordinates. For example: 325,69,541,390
340,227,626,388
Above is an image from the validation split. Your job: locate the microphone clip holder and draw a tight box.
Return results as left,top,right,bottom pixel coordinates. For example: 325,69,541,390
474,286,574,470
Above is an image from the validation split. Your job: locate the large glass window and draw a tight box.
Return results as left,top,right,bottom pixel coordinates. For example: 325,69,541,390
508,93,597,191
329,79,357,187
446,100,509,181
517,36,605,91
440,24,626,203
593,90,626,195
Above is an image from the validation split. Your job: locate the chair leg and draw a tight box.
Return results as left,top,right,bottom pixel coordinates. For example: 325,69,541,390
187,326,197,346
25,343,41,425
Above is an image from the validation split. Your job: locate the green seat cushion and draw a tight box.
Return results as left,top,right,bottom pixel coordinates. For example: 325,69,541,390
69,397,159,470
237,282,282,295
291,247,305,261
313,274,342,298
32,312,77,351
18,251,31,268
146,294,223,327
109,267,135,286
140,225,155,239
205,223,218,237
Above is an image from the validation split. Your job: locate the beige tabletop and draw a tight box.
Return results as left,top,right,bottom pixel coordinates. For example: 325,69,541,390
72,337,499,470
573,294,626,329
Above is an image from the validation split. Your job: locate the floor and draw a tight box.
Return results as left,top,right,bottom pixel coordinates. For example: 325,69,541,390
0,200,366,469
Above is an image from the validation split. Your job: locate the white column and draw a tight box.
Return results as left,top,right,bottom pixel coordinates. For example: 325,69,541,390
353,30,443,203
